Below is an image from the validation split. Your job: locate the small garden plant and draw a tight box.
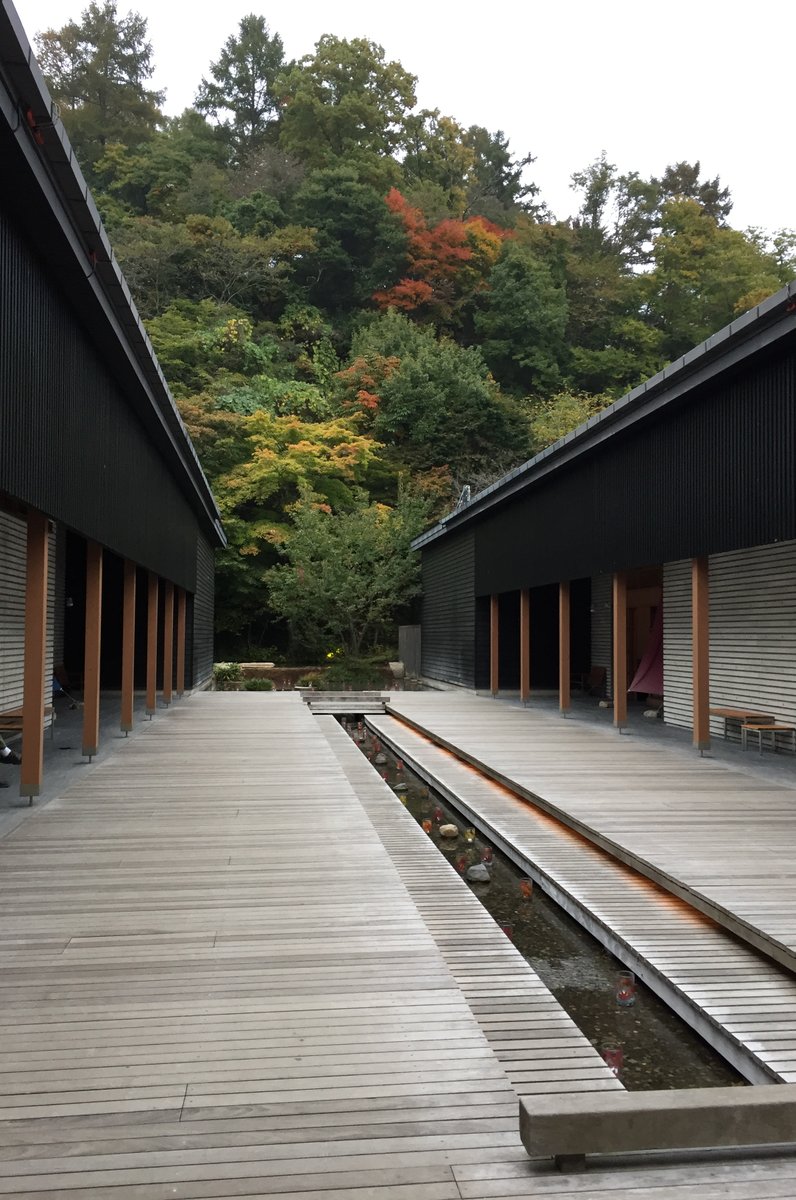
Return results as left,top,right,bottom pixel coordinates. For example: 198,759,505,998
213,662,242,689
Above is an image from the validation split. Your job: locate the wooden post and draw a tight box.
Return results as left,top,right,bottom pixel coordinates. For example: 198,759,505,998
82,541,103,760
613,572,628,730
121,560,136,735
559,581,571,714
176,588,187,698
519,589,530,703
146,573,158,717
490,594,499,697
20,510,48,802
692,556,710,752
162,582,174,706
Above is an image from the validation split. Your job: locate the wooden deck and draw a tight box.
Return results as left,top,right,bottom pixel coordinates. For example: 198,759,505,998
368,711,796,1085
388,693,796,976
2,691,796,1197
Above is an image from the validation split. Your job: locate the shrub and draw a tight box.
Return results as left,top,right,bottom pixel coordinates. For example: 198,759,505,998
242,678,275,691
213,662,242,689
296,674,322,688
318,658,384,690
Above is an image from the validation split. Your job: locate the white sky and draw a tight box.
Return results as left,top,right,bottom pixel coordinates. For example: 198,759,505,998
13,0,796,234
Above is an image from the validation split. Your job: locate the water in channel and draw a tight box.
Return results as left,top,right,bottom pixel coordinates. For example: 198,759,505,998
345,720,745,1092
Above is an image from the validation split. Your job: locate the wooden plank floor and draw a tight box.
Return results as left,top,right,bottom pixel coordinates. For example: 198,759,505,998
387,693,796,977
318,718,621,1099
367,711,796,1084
2,691,796,1198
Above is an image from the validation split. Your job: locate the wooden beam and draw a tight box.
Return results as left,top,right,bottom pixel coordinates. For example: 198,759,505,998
559,581,571,714
146,573,158,717
20,510,48,801
176,587,187,698
692,556,710,752
490,595,499,696
121,560,136,734
612,572,628,730
162,582,174,706
519,589,530,703
82,541,103,759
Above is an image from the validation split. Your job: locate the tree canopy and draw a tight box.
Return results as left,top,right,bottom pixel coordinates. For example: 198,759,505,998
35,6,796,659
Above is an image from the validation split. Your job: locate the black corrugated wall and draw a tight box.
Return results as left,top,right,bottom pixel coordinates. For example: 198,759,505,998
420,529,475,686
0,205,200,591
472,346,796,595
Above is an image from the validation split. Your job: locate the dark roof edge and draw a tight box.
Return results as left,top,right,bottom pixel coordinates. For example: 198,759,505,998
413,279,796,551
0,0,225,548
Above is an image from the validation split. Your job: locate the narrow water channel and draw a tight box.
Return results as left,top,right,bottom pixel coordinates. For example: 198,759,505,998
344,720,745,1092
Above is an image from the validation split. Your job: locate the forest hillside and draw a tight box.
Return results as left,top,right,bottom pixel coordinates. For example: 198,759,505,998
36,3,796,661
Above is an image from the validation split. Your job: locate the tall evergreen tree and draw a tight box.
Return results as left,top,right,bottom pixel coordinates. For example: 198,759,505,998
195,15,286,161
36,1,163,170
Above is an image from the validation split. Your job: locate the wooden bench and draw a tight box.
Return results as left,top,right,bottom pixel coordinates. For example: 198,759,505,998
519,1084,796,1170
741,723,796,755
0,705,55,741
709,706,773,740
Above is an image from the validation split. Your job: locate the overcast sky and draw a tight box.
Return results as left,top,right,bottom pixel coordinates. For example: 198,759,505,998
13,0,795,235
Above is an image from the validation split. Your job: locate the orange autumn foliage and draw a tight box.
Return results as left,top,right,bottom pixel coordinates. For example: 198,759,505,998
374,188,511,321
335,353,400,415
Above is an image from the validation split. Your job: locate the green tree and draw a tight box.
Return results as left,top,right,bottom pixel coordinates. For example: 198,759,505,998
213,414,383,651
266,487,427,656
645,198,783,358
93,114,230,220
351,310,531,474
475,241,568,394
279,36,416,177
401,110,475,217
196,15,286,161
463,125,542,223
289,166,407,314
529,390,613,451
36,1,163,170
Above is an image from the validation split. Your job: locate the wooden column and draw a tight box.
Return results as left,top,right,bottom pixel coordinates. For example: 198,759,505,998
176,588,187,698
612,571,628,730
519,589,530,703
82,541,103,760
146,574,159,717
692,556,710,752
559,581,571,714
490,594,499,696
162,582,174,706
120,560,136,734
20,511,49,801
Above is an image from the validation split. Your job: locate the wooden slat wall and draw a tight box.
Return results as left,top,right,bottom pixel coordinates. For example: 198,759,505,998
191,533,214,689
0,512,55,713
590,573,612,697
663,558,692,728
664,540,796,738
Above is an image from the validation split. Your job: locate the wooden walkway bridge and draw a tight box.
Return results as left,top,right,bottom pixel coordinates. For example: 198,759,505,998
368,710,796,1086
1,691,796,1196
388,692,796,975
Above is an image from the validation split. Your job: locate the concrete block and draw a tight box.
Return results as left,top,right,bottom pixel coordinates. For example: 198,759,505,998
520,1084,796,1163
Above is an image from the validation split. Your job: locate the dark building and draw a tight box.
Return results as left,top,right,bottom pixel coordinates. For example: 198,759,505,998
0,0,225,796
415,280,796,750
